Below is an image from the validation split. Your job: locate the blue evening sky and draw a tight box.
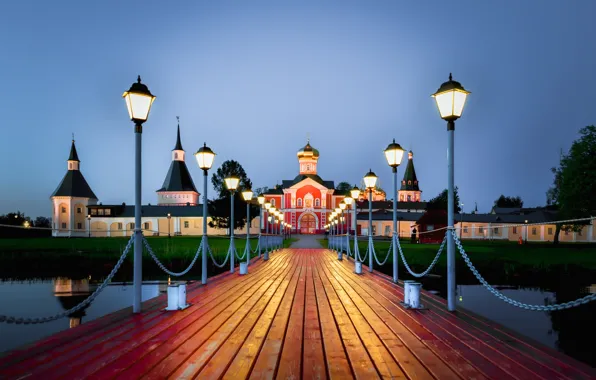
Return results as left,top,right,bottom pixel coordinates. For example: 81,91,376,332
1,1,595,217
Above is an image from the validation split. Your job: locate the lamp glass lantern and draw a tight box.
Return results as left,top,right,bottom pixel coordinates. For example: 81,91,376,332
224,176,240,192
350,185,361,199
384,139,405,168
344,196,354,205
431,73,470,121
339,201,347,210
122,76,155,123
194,143,216,171
363,169,378,189
257,195,265,205
264,202,271,210
242,189,253,202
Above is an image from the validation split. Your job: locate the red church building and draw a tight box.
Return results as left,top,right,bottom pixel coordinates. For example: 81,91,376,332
262,141,348,234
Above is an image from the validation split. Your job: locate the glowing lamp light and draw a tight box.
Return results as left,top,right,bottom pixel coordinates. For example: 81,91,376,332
339,201,347,210
257,195,265,205
224,176,240,192
122,75,155,123
350,185,361,199
344,196,354,205
431,73,470,121
264,202,271,209
335,207,341,214
242,189,253,202
363,169,378,189
279,214,284,221
195,143,216,171
384,139,405,169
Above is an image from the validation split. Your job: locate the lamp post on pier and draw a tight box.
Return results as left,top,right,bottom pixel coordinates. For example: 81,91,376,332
224,176,240,273
350,185,361,260
87,215,91,238
242,189,254,265
384,139,405,283
432,73,470,311
167,213,171,238
364,169,378,272
257,195,265,256
194,142,215,284
122,75,156,314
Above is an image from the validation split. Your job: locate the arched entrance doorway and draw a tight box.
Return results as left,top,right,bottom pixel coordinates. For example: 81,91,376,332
300,214,316,234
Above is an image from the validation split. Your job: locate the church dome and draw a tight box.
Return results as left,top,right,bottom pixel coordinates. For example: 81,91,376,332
297,141,319,158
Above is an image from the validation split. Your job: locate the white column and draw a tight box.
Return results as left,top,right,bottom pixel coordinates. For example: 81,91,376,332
540,225,545,241
471,223,476,239
573,230,577,242
588,223,594,242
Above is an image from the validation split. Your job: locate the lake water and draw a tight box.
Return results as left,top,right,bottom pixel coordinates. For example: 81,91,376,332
0,259,595,368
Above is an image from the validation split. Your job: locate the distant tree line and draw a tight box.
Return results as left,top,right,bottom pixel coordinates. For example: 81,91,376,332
0,211,51,238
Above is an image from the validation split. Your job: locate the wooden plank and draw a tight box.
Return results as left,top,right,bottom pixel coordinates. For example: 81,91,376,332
248,256,306,379
313,255,381,379
162,256,296,379
315,256,408,379
311,253,353,379
301,254,326,380
79,253,293,379
319,256,453,380
111,252,293,380
223,256,303,379
200,256,303,379
275,254,307,379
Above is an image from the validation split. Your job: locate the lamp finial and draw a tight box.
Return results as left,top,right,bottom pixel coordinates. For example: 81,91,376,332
137,75,142,83
449,73,453,81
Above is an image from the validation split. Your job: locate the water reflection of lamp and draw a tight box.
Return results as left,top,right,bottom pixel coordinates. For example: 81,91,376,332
53,277,93,328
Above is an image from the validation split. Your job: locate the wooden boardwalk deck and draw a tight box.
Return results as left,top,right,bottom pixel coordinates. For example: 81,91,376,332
1,248,595,379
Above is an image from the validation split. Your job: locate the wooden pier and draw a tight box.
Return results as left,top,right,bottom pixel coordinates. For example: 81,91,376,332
1,248,594,379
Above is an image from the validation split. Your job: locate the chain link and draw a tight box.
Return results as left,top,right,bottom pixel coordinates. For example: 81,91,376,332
207,240,231,268
143,236,201,277
373,238,392,266
398,233,446,278
0,236,134,324
452,231,596,311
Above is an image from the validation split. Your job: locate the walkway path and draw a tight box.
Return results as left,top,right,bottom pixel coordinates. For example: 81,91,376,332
289,234,324,248
1,249,593,379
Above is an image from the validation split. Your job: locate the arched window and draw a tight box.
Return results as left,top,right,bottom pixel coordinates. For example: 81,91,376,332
174,153,178,159
402,180,406,185
271,199,276,206
407,195,411,201
297,198,303,207
408,180,412,185
315,198,320,207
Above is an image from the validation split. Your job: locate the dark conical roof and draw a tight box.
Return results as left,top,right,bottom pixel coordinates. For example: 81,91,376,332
51,171,98,199
68,140,80,161
173,123,183,151
157,161,198,193
400,151,419,191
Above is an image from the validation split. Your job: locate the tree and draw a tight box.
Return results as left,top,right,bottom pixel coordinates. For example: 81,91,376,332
427,187,462,213
209,160,255,231
34,216,51,228
335,182,351,196
494,195,524,208
547,125,596,244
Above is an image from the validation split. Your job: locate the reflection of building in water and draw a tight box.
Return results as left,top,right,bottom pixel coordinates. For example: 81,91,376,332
53,278,93,328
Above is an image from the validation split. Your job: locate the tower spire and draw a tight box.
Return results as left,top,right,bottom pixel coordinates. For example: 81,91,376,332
174,116,183,151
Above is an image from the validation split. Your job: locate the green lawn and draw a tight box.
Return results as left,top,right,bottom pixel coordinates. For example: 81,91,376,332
324,238,596,270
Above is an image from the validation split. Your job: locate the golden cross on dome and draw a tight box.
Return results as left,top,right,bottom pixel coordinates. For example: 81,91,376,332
306,132,310,143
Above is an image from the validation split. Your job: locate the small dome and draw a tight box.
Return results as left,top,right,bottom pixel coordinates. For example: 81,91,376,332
297,141,319,158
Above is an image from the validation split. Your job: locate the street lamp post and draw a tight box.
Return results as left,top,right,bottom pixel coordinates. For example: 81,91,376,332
242,189,254,265
524,220,528,244
264,202,271,254
87,215,91,238
432,73,470,311
257,195,265,257
364,169,378,272
350,186,361,263
194,143,215,284
459,203,464,239
225,176,240,273
122,75,156,313
384,139,405,283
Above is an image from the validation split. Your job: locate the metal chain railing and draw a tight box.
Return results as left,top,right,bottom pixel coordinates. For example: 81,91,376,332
373,238,392,266
142,236,201,277
0,235,134,324
452,230,596,311
398,233,446,277
207,241,231,268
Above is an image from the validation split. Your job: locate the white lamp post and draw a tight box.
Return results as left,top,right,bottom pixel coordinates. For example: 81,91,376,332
242,189,254,265
384,139,405,283
350,185,361,261
224,176,240,273
122,76,155,314
364,169,378,272
257,195,265,256
194,143,215,284
432,73,470,311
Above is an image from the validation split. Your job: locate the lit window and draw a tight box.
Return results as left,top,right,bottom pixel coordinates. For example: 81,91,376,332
297,199,302,207
105,209,111,216
407,195,411,201
402,180,406,185
408,180,412,185
98,209,105,216
315,199,320,207
184,221,189,228
91,209,97,216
